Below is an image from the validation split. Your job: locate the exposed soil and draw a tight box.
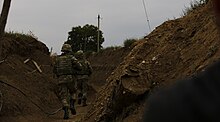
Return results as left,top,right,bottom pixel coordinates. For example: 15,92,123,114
87,47,132,91
0,1,220,122
0,35,61,121
85,2,220,122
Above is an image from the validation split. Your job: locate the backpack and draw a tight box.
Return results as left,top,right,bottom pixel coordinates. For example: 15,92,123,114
54,55,74,76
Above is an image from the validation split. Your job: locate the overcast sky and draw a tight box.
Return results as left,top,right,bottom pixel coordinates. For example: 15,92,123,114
1,0,193,53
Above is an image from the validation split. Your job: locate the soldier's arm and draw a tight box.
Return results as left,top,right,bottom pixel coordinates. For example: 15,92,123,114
86,61,93,76
72,57,82,70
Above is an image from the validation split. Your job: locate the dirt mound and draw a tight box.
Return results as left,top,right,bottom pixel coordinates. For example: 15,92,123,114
0,35,61,121
85,2,220,121
0,34,49,58
87,47,132,91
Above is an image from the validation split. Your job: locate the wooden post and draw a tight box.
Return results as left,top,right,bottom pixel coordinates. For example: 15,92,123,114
32,60,42,73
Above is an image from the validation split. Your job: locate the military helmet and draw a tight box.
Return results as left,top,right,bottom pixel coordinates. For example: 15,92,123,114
75,50,84,58
61,44,72,52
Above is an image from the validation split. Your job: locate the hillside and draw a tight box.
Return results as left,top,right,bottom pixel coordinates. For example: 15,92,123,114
0,34,61,121
85,1,220,121
87,47,132,91
0,1,219,122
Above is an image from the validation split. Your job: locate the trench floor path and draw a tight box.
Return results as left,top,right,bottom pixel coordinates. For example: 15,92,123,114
45,104,89,122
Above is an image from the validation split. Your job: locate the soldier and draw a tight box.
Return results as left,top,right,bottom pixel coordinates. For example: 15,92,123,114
53,44,81,119
75,50,92,106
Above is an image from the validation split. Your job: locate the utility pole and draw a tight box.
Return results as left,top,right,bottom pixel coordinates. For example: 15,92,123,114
0,0,12,40
97,14,100,52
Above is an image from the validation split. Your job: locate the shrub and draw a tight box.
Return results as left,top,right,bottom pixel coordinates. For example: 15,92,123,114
181,0,209,16
123,38,137,48
4,31,38,41
102,46,122,51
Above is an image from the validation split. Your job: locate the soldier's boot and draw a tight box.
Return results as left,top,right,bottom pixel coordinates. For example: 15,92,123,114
70,99,76,115
77,93,83,105
82,98,87,107
63,106,69,120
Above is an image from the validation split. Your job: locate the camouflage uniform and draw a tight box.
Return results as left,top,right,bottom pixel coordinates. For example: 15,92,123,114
53,44,81,119
75,50,92,106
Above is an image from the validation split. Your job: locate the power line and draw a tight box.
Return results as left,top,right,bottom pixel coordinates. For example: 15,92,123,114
142,0,152,32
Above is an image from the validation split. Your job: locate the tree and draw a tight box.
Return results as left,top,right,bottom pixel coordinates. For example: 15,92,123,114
0,0,12,40
66,24,104,53
123,38,137,48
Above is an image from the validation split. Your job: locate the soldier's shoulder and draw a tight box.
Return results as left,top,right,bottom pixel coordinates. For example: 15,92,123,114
54,55,61,60
85,60,90,64
57,54,68,59
67,54,77,60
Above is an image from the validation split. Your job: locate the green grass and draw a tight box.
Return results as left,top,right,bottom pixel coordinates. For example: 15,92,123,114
4,31,38,41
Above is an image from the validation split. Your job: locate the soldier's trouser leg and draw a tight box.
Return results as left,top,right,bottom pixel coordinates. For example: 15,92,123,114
63,106,69,119
82,79,88,106
69,98,76,115
59,83,69,107
68,82,77,115
58,83,70,119
77,79,83,105
77,93,83,105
